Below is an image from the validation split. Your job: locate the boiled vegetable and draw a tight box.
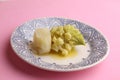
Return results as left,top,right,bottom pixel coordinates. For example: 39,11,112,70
50,24,85,56
32,28,51,54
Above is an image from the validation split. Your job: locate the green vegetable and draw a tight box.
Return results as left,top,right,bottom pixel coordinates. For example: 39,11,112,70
50,24,85,56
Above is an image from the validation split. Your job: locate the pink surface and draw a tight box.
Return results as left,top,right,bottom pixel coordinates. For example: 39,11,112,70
0,0,120,80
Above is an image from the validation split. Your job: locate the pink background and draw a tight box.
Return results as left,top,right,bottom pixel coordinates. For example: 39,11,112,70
0,0,120,80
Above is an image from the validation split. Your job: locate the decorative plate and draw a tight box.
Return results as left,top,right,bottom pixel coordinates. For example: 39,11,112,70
10,17,109,72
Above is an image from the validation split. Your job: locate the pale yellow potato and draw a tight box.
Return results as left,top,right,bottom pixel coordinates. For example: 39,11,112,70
32,28,51,54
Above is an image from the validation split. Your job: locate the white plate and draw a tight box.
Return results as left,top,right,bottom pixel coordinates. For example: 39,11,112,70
10,17,109,72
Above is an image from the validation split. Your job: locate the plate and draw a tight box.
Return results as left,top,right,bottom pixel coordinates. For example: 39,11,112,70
10,17,109,72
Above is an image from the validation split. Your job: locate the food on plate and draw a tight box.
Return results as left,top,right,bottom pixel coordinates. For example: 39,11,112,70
31,28,51,54
31,24,85,56
51,24,85,56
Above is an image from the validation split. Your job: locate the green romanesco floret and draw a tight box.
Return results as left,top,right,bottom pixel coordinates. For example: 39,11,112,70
50,24,85,56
